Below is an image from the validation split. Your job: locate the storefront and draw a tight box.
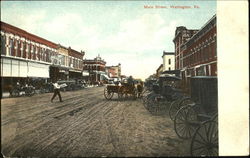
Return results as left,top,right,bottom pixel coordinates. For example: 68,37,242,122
69,69,82,80
1,57,50,92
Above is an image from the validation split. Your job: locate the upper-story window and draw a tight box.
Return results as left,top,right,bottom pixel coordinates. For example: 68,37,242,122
214,37,217,57
33,45,36,60
168,59,171,65
9,38,14,56
1,34,6,55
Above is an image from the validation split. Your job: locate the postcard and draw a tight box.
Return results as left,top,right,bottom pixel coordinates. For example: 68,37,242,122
1,0,248,157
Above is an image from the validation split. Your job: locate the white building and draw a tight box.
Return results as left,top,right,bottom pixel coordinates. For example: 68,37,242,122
162,51,175,71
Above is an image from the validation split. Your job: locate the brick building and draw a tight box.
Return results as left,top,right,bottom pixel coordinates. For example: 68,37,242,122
105,63,121,78
173,15,217,90
54,45,85,80
0,21,85,93
82,55,106,84
68,47,85,79
173,27,199,70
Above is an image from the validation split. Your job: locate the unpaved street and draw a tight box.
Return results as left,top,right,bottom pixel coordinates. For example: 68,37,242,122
1,86,189,157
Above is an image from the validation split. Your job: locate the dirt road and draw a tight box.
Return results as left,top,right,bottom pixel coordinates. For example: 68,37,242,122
1,86,189,157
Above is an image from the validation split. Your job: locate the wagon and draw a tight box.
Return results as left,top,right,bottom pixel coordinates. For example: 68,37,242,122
173,76,218,156
104,81,143,100
103,84,121,100
117,83,139,100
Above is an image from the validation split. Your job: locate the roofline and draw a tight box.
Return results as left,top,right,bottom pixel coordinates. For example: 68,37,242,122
156,64,163,71
162,52,175,58
0,21,57,48
182,14,216,48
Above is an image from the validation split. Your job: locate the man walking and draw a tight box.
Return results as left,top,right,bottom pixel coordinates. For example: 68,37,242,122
51,80,63,102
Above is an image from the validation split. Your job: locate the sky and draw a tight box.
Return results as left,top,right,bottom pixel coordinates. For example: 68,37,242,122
1,0,216,81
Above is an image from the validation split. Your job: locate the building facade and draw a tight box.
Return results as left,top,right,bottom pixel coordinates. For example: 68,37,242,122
0,21,85,93
68,47,85,80
156,64,163,78
173,15,217,90
173,26,199,70
105,63,121,78
82,55,106,84
162,51,175,71
53,45,85,81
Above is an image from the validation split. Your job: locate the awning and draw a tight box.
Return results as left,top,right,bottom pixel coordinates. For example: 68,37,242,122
28,62,50,78
69,69,82,73
1,57,50,78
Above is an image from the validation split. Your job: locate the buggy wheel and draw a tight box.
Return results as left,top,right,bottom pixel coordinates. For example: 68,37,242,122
190,120,218,156
169,97,194,121
11,89,20,97
104,87,114,100
145,94,161,114
142,92,151,104
118,86,125,100
174,105,199,139
142,93,151,110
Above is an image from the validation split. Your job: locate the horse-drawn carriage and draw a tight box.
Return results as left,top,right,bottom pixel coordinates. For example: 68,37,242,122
104,80,143,100
142,73,185,114
172,76,218,156
143,71,218,156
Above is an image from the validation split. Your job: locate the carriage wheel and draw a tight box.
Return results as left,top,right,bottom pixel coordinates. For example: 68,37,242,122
169,99,182,120
104,87,114,100
118,86,125,100
169,97,194,121
142,92,151,104
11,89,20,97
145,93,161,114
142,93,152,110
174,105,199,139
190,120,218,156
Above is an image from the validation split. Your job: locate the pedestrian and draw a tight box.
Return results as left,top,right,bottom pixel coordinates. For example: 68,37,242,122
51,80,63,102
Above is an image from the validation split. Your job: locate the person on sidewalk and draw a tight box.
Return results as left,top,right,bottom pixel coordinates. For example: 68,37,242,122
51,80,63,102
